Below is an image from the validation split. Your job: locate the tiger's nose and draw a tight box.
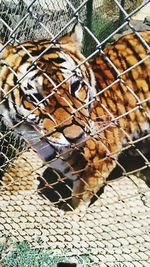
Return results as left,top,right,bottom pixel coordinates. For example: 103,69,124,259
63,124,86,143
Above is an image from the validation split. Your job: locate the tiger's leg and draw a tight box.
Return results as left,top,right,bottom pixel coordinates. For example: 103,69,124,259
37,125,124,210
71,125,125,208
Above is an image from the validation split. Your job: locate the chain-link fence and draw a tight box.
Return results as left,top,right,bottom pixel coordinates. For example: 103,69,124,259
0,0,150,266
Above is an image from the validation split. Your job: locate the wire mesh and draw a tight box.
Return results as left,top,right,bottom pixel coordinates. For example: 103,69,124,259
0,0,150,266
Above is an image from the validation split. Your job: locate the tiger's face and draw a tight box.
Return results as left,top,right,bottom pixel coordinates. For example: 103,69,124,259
0,24,95,153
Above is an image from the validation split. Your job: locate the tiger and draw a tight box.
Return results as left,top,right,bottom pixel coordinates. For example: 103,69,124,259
0,23,150,210
0,24,95,160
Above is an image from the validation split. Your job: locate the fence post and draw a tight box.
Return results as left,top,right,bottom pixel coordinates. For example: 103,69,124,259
86,0,93,30
84,0,93,55
118,0,126,28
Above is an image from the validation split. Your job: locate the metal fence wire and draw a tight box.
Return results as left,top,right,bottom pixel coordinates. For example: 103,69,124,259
0,0,150,266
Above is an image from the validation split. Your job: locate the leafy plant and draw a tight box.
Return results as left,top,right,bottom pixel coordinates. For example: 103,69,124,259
0,240,91,267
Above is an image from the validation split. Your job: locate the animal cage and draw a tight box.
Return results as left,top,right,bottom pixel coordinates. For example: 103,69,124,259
0,0,150,266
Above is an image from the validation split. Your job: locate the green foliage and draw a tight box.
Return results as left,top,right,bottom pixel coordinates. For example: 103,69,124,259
83,0,144,55
83,13,119,55
0,240,91,267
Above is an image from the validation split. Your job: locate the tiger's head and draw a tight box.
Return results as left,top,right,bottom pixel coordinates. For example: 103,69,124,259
1,23,96,156
38,24,96,148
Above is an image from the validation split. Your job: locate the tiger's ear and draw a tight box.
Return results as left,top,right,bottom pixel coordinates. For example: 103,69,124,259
58,23,83,50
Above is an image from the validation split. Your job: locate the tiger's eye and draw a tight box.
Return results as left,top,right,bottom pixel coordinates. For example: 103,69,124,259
26,93,43,103
70,80,80,96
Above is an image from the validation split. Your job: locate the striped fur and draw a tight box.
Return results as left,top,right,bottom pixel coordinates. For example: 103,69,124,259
0,26,150,209
68,31,150,207
0,25,95,155
38,30,150,209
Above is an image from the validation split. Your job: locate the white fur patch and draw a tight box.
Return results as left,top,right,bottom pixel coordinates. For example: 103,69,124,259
74,23,83,46
0,104,13,126
140,121,149,133
48,133,70,148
